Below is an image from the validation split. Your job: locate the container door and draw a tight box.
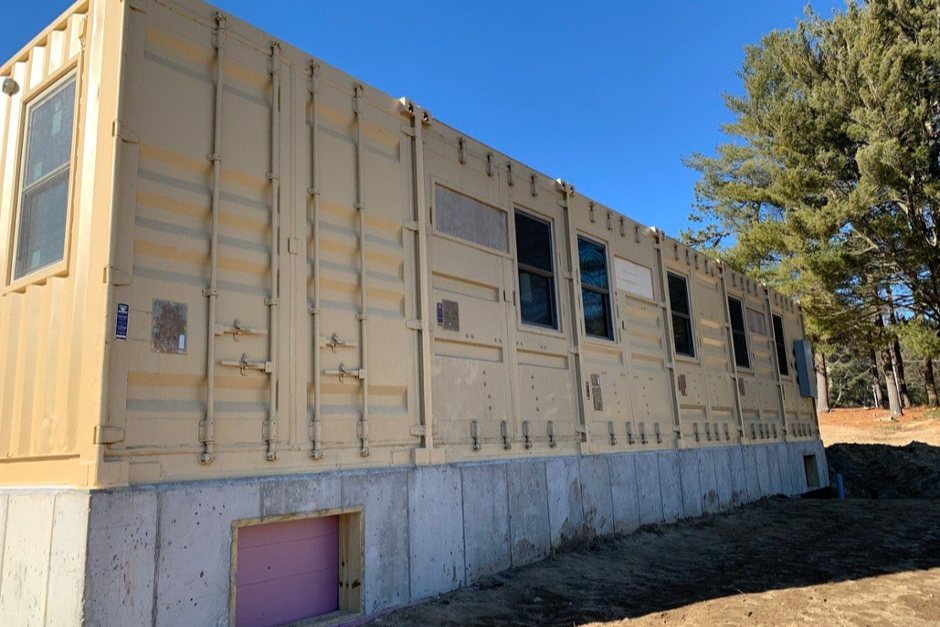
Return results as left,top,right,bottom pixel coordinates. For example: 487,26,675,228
425,145,514,449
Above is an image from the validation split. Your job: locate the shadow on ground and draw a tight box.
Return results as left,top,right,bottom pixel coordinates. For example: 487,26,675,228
370,444,940,627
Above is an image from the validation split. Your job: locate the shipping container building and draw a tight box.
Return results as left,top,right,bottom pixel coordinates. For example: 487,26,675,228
0,1,827,624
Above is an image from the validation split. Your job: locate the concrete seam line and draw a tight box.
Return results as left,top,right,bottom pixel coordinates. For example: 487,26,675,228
151,491,162,627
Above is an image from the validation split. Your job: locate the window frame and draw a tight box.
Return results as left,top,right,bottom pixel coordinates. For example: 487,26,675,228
667,271,696,359
6,67,80,290
772,313,790,377
577,234,614,342
513,208,560,331
727,296,751,370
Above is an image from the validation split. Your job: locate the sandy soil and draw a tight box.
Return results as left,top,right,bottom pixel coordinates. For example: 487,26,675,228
371,499,940,627
369,409,940,627
818,405,940,446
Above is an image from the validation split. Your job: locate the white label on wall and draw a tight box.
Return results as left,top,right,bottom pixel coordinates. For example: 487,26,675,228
615,258,654,300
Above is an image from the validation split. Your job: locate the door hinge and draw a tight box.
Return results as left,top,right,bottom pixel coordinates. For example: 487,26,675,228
103,266,132,286
94,425,125,445
111,120,139,144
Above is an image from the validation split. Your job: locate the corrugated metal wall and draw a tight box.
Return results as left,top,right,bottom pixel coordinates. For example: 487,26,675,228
0,0,124,486
0,0,819,487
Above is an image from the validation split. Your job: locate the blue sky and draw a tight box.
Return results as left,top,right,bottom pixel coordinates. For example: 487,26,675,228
3,1,839,238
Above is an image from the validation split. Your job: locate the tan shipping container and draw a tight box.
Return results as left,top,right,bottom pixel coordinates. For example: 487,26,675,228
0,1,825,623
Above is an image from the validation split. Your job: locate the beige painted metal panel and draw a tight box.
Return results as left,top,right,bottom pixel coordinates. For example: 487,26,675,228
0,0,124,487
0,0,819,487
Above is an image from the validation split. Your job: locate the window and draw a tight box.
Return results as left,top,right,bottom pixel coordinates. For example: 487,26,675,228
515,211,557,329
12,75,77,280
435,185,508,252
577,236,612,340
667,273,695,357
727,297,751,369
772,314,789,375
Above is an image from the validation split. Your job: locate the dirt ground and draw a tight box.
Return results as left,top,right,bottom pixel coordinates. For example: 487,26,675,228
370,408,940,627
818,405,940,446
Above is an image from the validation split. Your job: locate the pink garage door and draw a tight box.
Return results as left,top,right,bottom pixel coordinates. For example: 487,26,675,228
235,516,340,627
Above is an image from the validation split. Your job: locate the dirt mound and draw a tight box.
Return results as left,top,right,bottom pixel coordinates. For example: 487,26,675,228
826,441,940,499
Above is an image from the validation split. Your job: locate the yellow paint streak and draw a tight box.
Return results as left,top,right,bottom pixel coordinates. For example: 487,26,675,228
135,239,205,265
146,26,211,65
140,143,267,192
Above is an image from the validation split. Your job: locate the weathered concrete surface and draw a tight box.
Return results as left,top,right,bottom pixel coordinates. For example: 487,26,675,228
0,491,90,627
697,448,720,514
154,482,261,627
0,440,826,625
47,493,90,626
728,445,748,507
84,490,158,627
766,444,784,495
579,456,614,538
342,469,411,613
712,447,734,510
607,454,640,535
261,473,341,517
0,493,56,626
546,457,584,549
755,444,772,496
677,449,703,519
634,452,664,525
506,459,550,567
657,451,683,523
742,445,761,501
460,464,511,583
409,465,465,600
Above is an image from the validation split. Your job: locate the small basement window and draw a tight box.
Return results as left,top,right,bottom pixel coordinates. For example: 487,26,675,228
772,314,789,376
12,73,77,280
578,236,613,340
667,273,695,357
727,297,750,369
515,211,557,329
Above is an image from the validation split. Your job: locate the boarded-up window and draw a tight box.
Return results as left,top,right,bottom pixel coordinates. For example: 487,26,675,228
746,307,768,335
435,185,508,252
615,258,654,300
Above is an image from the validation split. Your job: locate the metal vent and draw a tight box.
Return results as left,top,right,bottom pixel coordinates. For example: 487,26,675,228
435,185,508,252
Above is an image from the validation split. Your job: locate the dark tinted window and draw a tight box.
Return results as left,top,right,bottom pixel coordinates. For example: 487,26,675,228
728,297,750,368
772,314,789,375
515,212,557,329
668,273,695,357
578,237,613,340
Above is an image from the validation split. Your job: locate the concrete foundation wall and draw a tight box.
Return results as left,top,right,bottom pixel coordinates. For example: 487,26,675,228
0,440,827,625
0,491,89,626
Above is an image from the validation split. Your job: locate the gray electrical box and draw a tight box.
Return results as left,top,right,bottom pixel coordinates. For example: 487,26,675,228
794,339,817,398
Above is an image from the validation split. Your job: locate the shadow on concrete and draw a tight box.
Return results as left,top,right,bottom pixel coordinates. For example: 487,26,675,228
371,443,940,627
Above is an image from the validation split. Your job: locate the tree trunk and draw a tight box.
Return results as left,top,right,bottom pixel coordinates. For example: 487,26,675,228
815,351,831,413
925,357,939,407
869,348,886,408
892,337,912,408
880,343,904,417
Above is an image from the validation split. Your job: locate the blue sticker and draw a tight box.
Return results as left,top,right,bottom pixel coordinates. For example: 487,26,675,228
115,303,129,340
436,302,444,326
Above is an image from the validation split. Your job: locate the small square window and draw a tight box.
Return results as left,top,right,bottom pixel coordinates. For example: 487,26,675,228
12,74,76,280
